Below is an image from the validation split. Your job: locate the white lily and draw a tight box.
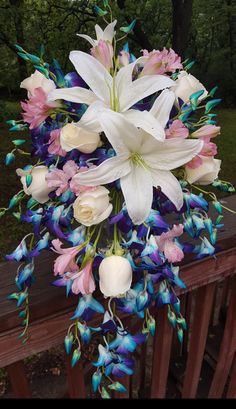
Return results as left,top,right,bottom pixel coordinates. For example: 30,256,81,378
77,20,117,47
48,51,175,141
72,110,204,225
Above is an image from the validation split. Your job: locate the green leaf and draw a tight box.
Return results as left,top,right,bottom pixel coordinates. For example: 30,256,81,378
18,52,30,61
7,292,19,301
18,310,27,319
205,99,221,114
93,5,107,16
101,387,111,399
33,65,49,78
5,152,15,166
177,328,184,344
209,86,218,97
108,382,127,393
25,174,33,188
64,333,73,355
120,19,136,33
12,139,26,146
71,349,81,367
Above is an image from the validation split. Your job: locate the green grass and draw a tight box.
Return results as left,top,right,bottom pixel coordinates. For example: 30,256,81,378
0,102,235,260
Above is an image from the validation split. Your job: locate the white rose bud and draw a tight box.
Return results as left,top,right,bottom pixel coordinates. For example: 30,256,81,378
60,123,101,154
99,255,133,297
73,186,112,226
20,70,56,97
172,70,208,103
17,165,53,203
185,157,221,185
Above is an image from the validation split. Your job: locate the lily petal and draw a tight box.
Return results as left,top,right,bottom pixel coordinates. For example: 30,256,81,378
77,34,96,47
69,51,112,103
150,89,175,127
151,169,184,210
142,137,204,171
95,24,105,41
123,109,165,141
120,163,153,225
102,20,117,42
99,109,142,154
48,87,98,105
116,57,146,102
120,74,174,112
73,153,131,186
78,100,106,132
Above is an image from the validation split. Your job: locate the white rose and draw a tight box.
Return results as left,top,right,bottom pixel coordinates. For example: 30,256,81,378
73,186,112,226
185,157,221,185
20,70,56,97
172,71,208,103
17,165,53,203
60,123,101,154
99,255,133,297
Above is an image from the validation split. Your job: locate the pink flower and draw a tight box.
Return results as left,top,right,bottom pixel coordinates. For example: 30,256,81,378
119,50,130,67
200,142,217,157
186,142,217,169
46,160,79,196
155,224,184,263
185,155,203,169
21,87,60,129
51,239,79,276
70,261,95,295
91,39,113,71
141,48,182,76
48,129,66,157
192,125,221,141
165,120,189,139
70,166,96,196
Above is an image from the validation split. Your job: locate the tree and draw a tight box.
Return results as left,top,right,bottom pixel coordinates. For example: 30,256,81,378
172,0,193,58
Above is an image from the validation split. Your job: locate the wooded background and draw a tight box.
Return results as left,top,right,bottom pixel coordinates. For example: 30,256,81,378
0,0,235,106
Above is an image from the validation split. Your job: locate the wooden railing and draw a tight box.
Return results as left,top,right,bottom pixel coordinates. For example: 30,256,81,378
0,195,236,398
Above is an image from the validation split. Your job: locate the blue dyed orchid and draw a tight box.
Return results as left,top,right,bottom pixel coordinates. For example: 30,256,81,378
104,355,134,378
77,322,91,344
93,344,114,367
72,294,105,321
109,329,146,355
141,235,164,265
6,238,28,262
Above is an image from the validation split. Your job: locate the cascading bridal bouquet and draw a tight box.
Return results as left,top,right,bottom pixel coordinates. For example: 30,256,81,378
1,3,235,398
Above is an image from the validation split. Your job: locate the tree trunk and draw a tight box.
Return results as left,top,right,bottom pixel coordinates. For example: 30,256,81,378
117,0,153,50
172,0,193,58
9,0,28,81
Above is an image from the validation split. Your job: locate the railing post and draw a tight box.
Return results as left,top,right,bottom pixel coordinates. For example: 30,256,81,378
209,276,236,398
150,306,173,398
6,360,31,398
182,283,216,398
65,354,86,398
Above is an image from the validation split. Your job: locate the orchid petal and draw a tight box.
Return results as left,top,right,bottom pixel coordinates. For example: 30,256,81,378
120,74,174,112
99,109,142,154
73,153,131,186
120,163,153,225
150,89,175,127
69,51,112,103
123,109,165,141
142,137,204,171
48,87,97,105
151,169,184,210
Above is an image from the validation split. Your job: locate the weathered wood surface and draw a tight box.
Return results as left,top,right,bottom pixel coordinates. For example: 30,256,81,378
0,195,236,398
